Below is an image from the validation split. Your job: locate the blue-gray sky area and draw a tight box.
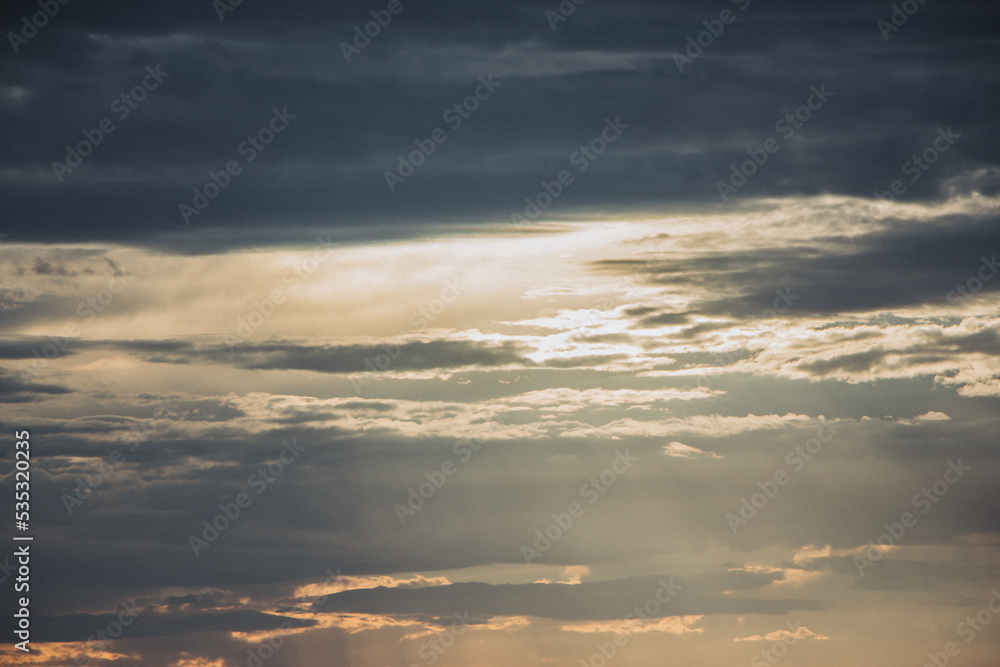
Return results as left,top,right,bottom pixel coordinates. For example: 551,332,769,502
2,1,1000,666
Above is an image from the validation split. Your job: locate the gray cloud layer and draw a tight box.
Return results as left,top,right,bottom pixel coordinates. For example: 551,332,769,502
3,0,998,249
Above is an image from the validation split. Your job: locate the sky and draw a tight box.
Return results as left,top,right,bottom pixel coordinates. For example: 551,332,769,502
2,0,1000,665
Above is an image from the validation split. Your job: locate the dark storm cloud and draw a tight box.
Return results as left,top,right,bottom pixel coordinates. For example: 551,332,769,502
0,369,71,400
604,212,1000,318
542,353,627,368
795,555,1000,592
0,337,80,358
304,573,821,622
126,337,530,372
0,336,533,372
2,0,997,248
2,391,996,638
231,339,530,372
31,609,315,643
19,416,995,599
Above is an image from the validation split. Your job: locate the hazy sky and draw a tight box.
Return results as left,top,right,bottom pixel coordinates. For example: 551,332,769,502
2,1,1000,666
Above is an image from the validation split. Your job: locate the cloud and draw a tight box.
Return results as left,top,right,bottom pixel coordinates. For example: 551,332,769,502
734,626,829,642
306,575,822,622
32,610,317,643
661,441,723,459
3,1,997,248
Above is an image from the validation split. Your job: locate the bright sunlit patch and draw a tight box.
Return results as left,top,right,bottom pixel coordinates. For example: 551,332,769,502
734,626,829,642
0,642,133,664
293,573,452,600
913,411,951,421
661,441,723,459
169,658,228,667
561,615,705,635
